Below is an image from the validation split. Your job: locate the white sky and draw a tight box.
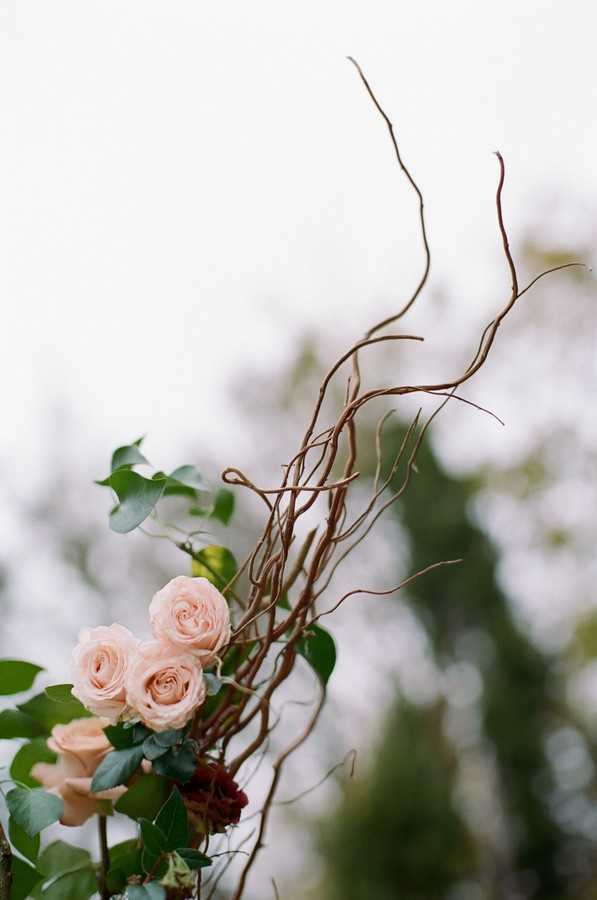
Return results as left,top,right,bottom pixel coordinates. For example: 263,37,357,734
4,0,597,482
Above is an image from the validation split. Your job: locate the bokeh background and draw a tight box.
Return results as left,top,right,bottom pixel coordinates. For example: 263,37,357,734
3,1,597,897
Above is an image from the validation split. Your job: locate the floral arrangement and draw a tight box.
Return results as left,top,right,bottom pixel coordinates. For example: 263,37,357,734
0,60,583,900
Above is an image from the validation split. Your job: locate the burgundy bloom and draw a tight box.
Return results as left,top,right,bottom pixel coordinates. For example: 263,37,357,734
181,760,248,835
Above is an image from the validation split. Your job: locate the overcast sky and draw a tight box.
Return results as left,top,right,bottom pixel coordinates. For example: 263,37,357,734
4,0,596,485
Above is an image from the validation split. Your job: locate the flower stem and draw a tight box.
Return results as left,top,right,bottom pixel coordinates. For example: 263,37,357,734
98,815,110,900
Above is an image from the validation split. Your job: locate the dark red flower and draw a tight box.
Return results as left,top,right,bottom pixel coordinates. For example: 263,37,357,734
180,760,248,835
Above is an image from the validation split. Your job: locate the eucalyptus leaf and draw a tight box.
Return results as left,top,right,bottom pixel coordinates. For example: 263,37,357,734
142,735,170,761
152,741,197,783
0,660,43,695
6,787,63,837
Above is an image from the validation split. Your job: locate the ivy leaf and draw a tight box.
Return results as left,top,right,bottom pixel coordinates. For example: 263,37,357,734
9,815,40,862
297,623,337,686
91,745,145,792
44,684,75,703
115,775,171,822
98,470,167,534
191,545,237,592
0,660,43,695
152,741,197,783
164,465,209,497
111,438,148,472
42,867,97,900
17,691,90,731
6,788,63,837
10,737,57,788
155,788,189,851
9,856,43,900
211,489,235,525
176,847,213,869
0,709,46,739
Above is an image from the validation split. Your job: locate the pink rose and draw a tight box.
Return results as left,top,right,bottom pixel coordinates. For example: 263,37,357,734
124,640,206,732
31,718,126,826
149,576,231,666
71,623,138,723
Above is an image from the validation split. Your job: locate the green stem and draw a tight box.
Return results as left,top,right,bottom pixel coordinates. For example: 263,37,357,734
98,815,110,900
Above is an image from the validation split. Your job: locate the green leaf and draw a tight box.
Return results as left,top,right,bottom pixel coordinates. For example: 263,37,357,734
103,722,138,750
44,684,75,703
152,728,186,748
115,774,171,822
98,469,167,533
10,856,43,900
176,847,213,869
152,741,197,783
0,660,43,695
139,818,167,856
9,815,40,862
142,735,170,761
36,840,91,878
0,709,46,739
155,788,189,851
91,745,145,792
111,438,149,472
297,623,337,686
6,788,63,837
125,883,166,900
17,691,90,731
165,465,209,496
42,867,96,900
10,737,57,788
191,545,237,592
106,839,143,893
211,488,235,525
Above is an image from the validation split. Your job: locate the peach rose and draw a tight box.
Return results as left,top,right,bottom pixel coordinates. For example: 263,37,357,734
31,718,126,826
124,640,206,732
149,576,231,666
71,623,138,723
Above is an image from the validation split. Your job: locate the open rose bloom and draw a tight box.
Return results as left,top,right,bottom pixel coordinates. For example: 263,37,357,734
31,718,126,826
71,623,138,723
149,575,231,666
125,640,207,732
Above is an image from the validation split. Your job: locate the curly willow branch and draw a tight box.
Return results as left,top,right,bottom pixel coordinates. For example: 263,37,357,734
188,60,585,898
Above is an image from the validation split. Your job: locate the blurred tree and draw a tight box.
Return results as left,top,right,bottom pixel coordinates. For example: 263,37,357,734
313,429,597,900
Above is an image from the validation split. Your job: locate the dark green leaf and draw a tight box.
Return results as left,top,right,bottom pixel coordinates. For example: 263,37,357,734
10,856,42,900
139,818,167,855
0,709,46,739
191,545,237,591
0,660,43,695
152,741,197,784
104,722,137,750
155,788,189,851
42,867,96,900
297,623,337,686
91,745,145,792
10,737,57,788
98,469,167,533
115,775,171,822
106,839,143,893
111,438,149,472
176,848,213,869
6,788,63,837
211,488,235,525
9,815,40,862
132,723,152,744
152,728,186,748
17,691,90,731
